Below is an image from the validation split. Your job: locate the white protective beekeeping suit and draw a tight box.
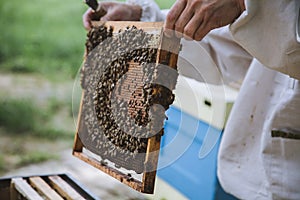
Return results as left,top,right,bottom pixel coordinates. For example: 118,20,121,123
219,1,300,199
127,0,300,199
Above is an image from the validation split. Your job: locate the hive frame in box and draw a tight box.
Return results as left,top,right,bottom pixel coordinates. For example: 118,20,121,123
0,174,98,200
73,21,180,194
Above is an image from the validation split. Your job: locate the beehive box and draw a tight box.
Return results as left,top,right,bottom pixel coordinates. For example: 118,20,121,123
0,174,98,200
73,21,181,193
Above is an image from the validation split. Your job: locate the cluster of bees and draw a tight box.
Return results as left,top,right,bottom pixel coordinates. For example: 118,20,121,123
80,25,177,173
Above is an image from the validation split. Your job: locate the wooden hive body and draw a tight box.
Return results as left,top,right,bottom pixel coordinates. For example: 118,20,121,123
0,174,98,200
73,21,180,194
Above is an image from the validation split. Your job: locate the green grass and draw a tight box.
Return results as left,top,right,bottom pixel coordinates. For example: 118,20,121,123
0,0,175,81
0,98,73,139
0,97,73,174
0,98,48,133
0,155,5,172
18,151,58,167
0,0,87,79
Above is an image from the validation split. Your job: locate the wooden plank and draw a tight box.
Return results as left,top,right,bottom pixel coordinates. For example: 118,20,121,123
157,30,181,68
142,133,162,194
73,93,85,152
0,179,11,200
73,151,143,191
140,32,180,194
10,184,19,200
92,21,164,33
73,131,84,153
29,177,64,200
48,175,85,200
10,178,43,200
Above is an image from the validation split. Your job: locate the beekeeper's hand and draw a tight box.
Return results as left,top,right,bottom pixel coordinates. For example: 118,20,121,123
164,0,245,40
83,2,142,30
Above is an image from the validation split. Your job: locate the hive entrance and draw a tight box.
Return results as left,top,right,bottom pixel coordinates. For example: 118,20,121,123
73,21,180,193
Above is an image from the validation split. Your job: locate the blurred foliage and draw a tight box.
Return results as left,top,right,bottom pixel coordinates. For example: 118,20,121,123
0,0,87,79
0,0,85,174
0,98,48,133
18,151,58,167
155,0,175,9
0,155,5,172
0,0,175,80
0,98,73,139
0,97,73,174
0,137,60,174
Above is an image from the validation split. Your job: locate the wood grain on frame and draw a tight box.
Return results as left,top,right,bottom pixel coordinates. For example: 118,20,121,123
73,21,180,194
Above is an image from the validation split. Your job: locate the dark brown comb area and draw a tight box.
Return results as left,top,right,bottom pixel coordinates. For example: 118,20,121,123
79,24,178,174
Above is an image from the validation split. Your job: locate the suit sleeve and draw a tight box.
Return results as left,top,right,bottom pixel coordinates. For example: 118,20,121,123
126,0,166,22
230,0,300,80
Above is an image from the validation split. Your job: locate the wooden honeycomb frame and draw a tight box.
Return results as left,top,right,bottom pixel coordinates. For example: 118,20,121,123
73,21,180,194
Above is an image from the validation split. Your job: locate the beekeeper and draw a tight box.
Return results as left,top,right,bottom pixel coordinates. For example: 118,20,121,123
83,0,300,199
